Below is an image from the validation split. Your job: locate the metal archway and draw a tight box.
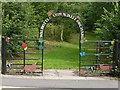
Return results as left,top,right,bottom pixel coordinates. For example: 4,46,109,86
39,12,84,40
39,12,84,75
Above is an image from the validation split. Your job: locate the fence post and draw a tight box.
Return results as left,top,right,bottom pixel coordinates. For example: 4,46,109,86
23,40,26,74
113,40,119,74
118,41,120,77
1,37,6,74
79,33,82,76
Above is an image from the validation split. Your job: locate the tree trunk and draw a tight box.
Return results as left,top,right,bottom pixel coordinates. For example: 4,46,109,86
61,26,64,41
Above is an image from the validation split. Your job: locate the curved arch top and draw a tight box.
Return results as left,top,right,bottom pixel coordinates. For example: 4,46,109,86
39,12,84,40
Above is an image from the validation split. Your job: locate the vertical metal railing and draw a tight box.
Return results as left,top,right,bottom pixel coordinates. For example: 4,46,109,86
118,41,120,77
1,37,7,74
79,33,81,76
113,40,119,75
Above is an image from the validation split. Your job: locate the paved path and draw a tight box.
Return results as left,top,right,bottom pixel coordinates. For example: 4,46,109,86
1,69,116,80
1,70,119,88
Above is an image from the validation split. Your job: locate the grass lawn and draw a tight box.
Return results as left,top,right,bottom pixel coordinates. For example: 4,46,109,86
44,41,79,69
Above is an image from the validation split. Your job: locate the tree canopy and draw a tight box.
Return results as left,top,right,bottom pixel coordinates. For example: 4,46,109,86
2,2,120,41
95,2,120,40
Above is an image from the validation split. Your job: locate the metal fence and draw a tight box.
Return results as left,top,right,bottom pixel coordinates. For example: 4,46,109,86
79,40,119,76
1,37,43,75
1,37,119,77
118,41,120,77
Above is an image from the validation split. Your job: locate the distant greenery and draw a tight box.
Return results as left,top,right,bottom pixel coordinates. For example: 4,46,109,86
2,2,119,41
0,2,114,37
95,2,120,40
82,2,113,32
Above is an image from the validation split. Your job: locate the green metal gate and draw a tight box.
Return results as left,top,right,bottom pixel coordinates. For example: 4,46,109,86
79,40,119,76
1,37,44,75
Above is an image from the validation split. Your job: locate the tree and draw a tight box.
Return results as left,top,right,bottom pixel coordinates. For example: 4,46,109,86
2,2,35,55
32,2,86,41
3,2,107,41
82,2,113,31
95,2,120,76
95,2,120,40
0,2,1,53
2,2,35,38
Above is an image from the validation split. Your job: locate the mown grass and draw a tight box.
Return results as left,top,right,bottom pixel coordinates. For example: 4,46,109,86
44,41,79,69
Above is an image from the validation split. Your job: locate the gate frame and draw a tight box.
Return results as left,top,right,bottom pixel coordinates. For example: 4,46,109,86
1,38,7,74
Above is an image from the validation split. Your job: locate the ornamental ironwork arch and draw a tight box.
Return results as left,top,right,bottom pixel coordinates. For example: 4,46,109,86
39,12,84,75
39,12,84,40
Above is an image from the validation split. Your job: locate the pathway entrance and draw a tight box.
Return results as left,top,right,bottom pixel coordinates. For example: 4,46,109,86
44,69,78,77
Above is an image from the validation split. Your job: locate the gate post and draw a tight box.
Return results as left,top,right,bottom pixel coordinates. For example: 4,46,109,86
118,41,120,77
113,40,119,74
1,37,7,74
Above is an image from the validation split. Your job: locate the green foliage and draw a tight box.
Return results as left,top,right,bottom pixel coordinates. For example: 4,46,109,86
95,2,120,40
32,2,87,42
82,2,113,31
95,2,120,76
0,3,2,35
2,2,35,54
6,40,23,58
3,2,116,40
45,23,61,41
2,2,35,38
2,2,87,42
32,2,57,27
